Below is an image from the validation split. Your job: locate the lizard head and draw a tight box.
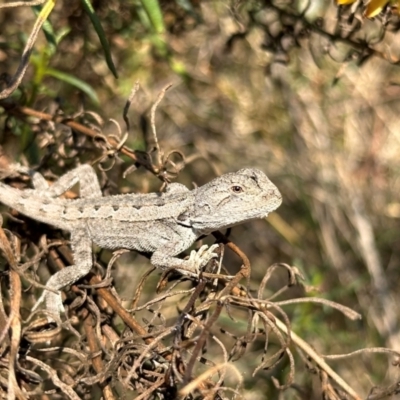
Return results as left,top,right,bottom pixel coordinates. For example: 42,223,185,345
191,168,282,234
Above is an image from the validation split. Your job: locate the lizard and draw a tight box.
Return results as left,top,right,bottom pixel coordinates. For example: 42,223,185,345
0,165,282,320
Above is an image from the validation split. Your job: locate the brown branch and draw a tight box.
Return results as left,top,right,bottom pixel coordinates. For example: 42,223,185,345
83,311,115,400
0,103,162,176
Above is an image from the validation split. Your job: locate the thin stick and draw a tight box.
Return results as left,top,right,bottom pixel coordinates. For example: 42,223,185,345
150,84,172,167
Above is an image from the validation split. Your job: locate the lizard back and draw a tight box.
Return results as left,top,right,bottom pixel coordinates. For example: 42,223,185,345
60,190,194,222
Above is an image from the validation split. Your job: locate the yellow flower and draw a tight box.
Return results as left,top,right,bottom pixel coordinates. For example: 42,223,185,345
336,0,400,18
336,0,358,4
365,0,391,17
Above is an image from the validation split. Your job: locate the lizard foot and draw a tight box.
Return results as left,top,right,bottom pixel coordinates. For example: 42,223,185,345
187,244,220,275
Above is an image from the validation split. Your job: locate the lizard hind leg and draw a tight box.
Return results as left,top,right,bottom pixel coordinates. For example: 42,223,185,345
32,164,102,199
32,230,94,321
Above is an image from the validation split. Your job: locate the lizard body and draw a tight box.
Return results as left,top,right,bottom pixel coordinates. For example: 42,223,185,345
0,165,282,319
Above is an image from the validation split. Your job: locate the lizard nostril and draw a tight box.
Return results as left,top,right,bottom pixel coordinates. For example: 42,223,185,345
264,188,281,202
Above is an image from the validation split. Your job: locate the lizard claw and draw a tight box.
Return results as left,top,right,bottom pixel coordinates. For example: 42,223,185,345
187,244,219,275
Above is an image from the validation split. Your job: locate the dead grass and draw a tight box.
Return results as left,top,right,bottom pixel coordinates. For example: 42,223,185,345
1,0,400,398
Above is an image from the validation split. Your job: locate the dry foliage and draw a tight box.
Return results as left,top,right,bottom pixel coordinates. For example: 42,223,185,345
0,96,397,399
1,0,400,399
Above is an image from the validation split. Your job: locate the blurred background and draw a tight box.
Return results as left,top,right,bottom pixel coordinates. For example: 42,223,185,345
1,0,400,398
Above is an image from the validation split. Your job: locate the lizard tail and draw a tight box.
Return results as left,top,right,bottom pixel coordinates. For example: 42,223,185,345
0,182,70,230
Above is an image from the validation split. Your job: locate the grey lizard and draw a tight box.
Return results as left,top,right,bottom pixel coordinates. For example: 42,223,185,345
0,165,282,319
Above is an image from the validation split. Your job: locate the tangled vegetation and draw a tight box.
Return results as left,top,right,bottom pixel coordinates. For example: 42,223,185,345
1,1,400,399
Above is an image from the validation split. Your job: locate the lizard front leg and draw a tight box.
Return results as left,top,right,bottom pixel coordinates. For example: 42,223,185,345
33,230,93,320
151,243,220,276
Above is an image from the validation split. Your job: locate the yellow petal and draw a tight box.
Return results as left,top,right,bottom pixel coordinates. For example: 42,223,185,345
336,0,357,4
365,0,390,18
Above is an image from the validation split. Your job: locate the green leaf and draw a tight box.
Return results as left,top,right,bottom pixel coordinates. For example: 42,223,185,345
81,0,118,78
140,0,165,34
31,1,58,56
45,68,100,104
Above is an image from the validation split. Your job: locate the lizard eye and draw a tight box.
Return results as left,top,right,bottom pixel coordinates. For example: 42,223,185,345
231,185,243,193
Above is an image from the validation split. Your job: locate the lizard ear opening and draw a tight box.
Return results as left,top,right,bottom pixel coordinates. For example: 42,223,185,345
177,211,191,227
